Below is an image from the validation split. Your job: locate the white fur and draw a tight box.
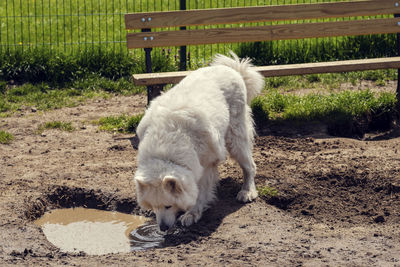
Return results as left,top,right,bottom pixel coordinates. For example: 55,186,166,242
134,52,264,231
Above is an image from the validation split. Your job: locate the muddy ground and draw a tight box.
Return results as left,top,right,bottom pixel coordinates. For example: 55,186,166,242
1,90,400,266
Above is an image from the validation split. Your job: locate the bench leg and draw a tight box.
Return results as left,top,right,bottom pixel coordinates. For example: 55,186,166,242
146,84,164,105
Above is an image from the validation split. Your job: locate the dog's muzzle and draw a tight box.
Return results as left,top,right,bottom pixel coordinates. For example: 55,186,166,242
159,222,170,232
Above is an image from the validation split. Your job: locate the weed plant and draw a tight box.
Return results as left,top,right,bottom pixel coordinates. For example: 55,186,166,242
257,186,279,198
37,121,75,133
0,130,14,144
95,114,144,133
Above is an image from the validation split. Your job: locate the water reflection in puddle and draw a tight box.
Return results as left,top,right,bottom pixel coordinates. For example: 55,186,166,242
34,207,164,255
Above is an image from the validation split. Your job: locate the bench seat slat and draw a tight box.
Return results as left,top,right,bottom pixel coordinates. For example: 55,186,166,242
127,18,400,49
132,57,400,86
125,0,398,29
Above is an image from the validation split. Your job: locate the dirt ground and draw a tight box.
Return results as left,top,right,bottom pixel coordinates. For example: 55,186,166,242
1,91,400,266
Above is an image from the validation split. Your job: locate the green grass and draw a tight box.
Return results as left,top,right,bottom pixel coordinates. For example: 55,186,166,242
263,70,397,92
94,114,143,133
0,69,397,127
0,48,146,84
237,34,396,67
1,0,196,54
1,0,344,54
257,186,279,198
0,73,147,116
37,121,75,133
0,130,14,144
251,88,397,134
251,70,398,129
0,82,106,116
0,47,178,88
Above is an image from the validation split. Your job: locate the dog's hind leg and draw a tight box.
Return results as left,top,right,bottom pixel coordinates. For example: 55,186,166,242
180,164,219,227
226,106,258,203
231,150,258,202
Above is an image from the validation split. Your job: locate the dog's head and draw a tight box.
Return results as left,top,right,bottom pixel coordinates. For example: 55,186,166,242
134,165,198,232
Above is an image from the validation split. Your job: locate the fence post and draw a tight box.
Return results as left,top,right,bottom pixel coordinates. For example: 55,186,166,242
179,0,187,71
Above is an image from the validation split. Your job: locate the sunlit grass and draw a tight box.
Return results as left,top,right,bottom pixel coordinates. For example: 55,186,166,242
0,82,111,116
257,186,279,198
0,130,14,144
94,113,143,133
252,88,397,124
37,121,75,134
0,72,147,116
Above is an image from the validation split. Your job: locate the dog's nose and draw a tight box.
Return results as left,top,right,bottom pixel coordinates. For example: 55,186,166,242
159,222,169,232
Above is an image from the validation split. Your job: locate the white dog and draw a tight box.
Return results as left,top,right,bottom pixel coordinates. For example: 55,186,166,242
134,52,264,231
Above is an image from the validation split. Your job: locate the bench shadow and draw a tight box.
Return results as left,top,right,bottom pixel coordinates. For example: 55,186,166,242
256,120,400,141
162,177,245,247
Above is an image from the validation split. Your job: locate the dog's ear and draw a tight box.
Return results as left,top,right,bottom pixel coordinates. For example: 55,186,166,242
162,176,182,195
134,176,148,192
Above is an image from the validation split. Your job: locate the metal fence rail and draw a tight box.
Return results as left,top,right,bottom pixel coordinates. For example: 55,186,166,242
0,0,151,54
0,0,394,67
0,0,341,53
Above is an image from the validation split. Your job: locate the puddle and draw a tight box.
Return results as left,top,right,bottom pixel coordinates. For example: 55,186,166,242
34,207,164,255
129,223,165,250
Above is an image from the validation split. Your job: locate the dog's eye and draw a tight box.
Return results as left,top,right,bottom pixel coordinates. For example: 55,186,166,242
165,206,172,209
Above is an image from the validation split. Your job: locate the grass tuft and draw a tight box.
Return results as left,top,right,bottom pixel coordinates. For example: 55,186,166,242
95,114,143,133
257,186,279,198
0,130,14,144
37,121,75,133
126,114,144,133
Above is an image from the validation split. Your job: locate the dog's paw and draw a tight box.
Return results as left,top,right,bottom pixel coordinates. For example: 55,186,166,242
236,189,258,203
179,210,201,227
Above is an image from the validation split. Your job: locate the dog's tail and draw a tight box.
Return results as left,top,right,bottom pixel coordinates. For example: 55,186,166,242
211,51,265,105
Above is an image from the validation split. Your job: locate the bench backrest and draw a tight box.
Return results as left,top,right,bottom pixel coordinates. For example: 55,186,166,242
125,0,400,49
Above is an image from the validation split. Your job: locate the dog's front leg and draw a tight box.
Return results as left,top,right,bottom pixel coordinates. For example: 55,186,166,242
179,205,203,227
180,191,210,226
180,165,219,227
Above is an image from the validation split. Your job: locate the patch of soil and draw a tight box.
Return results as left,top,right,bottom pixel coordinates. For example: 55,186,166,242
254,136,400,225
1,93,400,266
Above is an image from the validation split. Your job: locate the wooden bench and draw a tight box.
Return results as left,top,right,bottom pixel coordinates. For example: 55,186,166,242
125,0,400,104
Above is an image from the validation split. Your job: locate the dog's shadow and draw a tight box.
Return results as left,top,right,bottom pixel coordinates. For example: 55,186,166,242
163,177,246,247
